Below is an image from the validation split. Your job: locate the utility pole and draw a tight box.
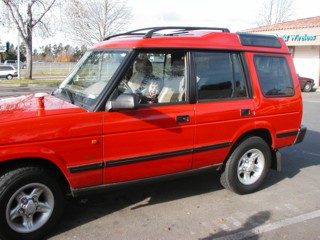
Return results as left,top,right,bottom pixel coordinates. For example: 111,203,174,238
17,0,21,79
17,32,21,79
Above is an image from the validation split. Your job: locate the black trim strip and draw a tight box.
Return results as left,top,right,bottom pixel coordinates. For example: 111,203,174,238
194,142,232,153
68,162,104,173
105,148,193,167
276,130,298,138
68,142,232,173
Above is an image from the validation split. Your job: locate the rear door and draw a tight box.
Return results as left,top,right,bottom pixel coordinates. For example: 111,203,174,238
192,51,255,168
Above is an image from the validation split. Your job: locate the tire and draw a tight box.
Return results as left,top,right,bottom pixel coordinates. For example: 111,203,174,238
303,82,312,92
0,167,66,240
6,75,13,80
220,136,271,195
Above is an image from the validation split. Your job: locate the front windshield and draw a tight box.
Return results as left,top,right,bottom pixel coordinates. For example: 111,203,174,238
53,50,128,109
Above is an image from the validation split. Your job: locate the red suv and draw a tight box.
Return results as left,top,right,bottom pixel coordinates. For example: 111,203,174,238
0,27,306,240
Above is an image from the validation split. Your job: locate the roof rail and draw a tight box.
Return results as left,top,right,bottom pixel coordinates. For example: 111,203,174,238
104,27,230,41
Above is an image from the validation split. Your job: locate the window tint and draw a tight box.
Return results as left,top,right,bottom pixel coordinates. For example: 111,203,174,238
0,66,14,71
118,51,187,104
194,52,248,100
254,55,294,97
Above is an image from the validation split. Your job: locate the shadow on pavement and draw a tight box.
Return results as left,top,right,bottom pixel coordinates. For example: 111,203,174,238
48,171,223,237
48,129,319,238
200,211,271,240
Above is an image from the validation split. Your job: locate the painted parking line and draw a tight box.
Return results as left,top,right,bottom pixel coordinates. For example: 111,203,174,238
214,209,320,240
303,100,320,103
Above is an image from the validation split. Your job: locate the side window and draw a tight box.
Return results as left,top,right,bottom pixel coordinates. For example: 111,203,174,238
254,55,294,97
194,52,248,101
119,51,187,104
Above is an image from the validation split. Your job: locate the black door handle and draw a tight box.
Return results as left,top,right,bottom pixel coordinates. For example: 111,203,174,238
241,109,251,116
176,115,190,123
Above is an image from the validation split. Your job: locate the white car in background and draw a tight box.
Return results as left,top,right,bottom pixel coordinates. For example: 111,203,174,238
4,60,26,69
0,65,18,79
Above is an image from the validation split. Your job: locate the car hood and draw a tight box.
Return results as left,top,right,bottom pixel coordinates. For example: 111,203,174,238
0,94,85,123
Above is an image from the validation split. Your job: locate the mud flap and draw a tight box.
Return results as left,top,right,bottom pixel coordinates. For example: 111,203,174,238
271,150,281,172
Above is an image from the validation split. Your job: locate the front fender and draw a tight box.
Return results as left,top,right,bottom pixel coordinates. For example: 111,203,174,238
0,145,70,183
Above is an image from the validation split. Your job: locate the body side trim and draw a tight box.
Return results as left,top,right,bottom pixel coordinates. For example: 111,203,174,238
68,141,231,173
68,162,104,173
276,130,299,138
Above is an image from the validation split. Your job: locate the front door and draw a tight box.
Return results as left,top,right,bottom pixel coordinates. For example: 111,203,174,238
103,51,194,184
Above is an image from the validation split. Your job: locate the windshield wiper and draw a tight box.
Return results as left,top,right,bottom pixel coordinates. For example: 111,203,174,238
62,88,74,104
52,88,74,104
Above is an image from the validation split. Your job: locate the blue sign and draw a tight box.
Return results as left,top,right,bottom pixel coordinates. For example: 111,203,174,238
281,34,317,42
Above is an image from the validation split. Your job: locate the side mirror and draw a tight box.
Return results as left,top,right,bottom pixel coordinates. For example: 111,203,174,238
106,93,138,111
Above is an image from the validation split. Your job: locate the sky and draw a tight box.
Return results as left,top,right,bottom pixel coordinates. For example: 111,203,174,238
0,0,319,50
126,0,319,31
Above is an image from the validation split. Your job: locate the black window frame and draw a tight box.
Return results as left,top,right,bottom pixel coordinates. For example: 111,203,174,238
254,54,295,98
192,50,250,102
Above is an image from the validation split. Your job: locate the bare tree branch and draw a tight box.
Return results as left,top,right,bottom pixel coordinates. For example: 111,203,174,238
0,0,59,79
256,0,295,26
62,0,132,47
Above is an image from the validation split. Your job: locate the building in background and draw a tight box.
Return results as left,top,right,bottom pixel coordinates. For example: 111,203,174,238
245,16,320,88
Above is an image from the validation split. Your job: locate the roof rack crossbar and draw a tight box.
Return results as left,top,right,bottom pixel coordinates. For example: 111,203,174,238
104,26,230,40
104,27,157,40
143,27,230,38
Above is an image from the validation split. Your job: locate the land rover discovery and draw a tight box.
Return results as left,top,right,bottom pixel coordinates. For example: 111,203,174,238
0,27,306,240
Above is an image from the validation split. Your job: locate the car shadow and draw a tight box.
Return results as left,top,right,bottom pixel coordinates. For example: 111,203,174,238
260,129,320,191
199,210,271,240
48,170,223,237
47,129,319,238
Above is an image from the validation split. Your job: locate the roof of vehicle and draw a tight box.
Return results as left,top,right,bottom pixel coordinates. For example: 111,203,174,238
93,27,290,53
0,65,15,69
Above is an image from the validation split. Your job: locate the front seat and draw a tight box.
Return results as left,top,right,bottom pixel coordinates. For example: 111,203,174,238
158,60,185,103
128,58,153,93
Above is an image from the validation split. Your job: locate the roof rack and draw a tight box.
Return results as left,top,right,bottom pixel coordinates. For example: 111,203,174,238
104,27,230,41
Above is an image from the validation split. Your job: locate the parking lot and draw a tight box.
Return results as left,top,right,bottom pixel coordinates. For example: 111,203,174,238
0,87,319,240
45,91,318,240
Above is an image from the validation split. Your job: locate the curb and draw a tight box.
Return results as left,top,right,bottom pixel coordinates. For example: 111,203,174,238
0,83,58,87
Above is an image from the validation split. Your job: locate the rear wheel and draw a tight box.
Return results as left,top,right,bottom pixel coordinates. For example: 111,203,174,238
303,82,312,92
0,167,65,240
220,136,271,194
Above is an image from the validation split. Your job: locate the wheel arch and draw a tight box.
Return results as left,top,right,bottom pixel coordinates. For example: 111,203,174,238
0,158,71,196
221,128,278,171
234,128,273,148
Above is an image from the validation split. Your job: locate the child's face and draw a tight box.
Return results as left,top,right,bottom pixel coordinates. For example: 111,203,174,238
148,82,159,97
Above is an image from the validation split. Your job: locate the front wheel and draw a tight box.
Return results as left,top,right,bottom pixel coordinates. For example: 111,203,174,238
0,167,65,240
220,136,271,194
6,75,13,80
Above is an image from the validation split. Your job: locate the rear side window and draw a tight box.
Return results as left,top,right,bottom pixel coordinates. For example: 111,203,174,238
254,55,294,97
194,52,248,101
0,66,13,71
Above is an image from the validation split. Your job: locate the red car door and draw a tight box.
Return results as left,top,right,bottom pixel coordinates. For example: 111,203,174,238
192,51,255,168
102,104,195,184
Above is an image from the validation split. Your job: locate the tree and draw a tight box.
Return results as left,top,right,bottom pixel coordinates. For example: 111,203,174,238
0,0,59,79
256,0,295,26
62,0,132,47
